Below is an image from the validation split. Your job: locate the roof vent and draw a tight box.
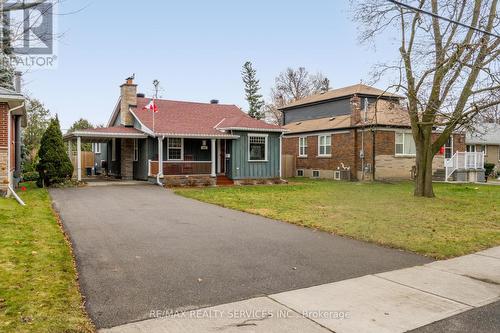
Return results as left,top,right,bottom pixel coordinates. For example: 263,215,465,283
329,117,336,121
296,121,302,125
137,93,145,98
210,99,219,104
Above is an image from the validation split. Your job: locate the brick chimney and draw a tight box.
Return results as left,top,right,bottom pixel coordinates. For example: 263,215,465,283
120,77,137,127
350,94,361,126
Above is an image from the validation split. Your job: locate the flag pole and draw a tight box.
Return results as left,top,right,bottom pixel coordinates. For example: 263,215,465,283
153,80,159,135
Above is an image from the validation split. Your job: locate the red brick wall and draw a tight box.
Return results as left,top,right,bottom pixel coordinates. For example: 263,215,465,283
0,103,8,148
283,129,467,180
283,131,358,179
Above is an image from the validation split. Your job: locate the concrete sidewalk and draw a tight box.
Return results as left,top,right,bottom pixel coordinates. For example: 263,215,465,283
100,247,500,333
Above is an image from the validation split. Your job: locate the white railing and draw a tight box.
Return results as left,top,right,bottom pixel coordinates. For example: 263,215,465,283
444,152,484,181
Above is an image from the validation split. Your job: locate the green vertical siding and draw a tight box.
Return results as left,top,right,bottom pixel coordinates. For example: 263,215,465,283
230,131,281,179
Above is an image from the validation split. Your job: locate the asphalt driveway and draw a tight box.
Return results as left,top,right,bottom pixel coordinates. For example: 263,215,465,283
50,184,431,328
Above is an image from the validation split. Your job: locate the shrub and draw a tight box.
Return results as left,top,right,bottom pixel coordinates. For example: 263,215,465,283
36,117,73,187
484,163,495,177
22,171,39,182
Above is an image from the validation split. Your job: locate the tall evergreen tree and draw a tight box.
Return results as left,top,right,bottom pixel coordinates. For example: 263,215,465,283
36,117,73,187
241,61,265,119
0,50,15,90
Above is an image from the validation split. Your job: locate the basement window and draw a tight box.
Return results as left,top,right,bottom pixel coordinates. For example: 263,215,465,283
312,170,320,178
297,169,304,177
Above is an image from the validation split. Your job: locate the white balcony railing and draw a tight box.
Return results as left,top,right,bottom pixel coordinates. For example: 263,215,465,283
444,152,484,181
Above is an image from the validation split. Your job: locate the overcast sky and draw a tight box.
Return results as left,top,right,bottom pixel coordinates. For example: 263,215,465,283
22,0,399,130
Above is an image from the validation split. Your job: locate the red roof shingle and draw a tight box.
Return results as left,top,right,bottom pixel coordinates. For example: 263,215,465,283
132,98,283,136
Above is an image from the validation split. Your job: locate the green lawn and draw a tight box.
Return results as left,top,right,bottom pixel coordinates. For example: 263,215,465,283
0,183,94,333
176,179,500,259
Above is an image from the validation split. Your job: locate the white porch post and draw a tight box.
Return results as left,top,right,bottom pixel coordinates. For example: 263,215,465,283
217,139,221,174
211,138,216,177
158,136,164,175
76,136,82,181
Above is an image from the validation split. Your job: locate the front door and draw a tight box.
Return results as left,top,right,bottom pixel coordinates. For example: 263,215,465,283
444,136,453,158
219,139,225,174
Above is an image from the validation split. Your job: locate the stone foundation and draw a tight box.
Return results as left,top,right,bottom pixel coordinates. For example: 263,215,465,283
233,178,285,186
0,149,8,196
374,154,444,180
163,175,216,187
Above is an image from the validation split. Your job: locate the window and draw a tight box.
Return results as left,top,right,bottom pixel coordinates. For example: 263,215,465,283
318,135,331,156
133,139,139,161
167,138,183,160
94,143,101,154
297,169,304,177
477,145,487,155
111,138,116,161
299,137,308,157
312,170,320,178
395,132,416,156
248,134,268,161
466,145,476,152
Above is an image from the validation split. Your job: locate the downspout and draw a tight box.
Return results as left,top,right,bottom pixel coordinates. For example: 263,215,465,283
6,103,25,204
279,133,283,179
156,135,164,186
372,129,376,180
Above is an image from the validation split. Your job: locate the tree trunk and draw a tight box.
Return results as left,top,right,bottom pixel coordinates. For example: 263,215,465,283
414,130,435,198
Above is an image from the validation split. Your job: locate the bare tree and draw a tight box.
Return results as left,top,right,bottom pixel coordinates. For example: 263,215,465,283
265,67,330,124
353,0,500,197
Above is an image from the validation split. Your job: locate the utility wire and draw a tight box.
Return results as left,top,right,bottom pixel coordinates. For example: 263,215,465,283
387,0,500,38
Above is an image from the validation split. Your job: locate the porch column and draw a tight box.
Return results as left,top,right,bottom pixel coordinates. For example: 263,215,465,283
67,140,71,159
217,139,221,174
211,138,216,177
158,136,163,175
76,136,82,181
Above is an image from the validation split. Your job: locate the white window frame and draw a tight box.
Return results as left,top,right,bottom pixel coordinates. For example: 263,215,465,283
94,143,101,154
297,169,304,177
111,138,116,161
298,136,307,157
312,170,320,178
133,139,139,162
248,133,268,162
167,138,184,161
317,135,331,157
395,132,416,156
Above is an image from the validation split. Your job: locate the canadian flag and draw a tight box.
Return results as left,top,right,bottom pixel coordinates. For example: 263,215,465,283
143,100,158,113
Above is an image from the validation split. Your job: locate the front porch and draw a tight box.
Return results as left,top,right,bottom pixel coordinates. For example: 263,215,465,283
147,137,234,186
444,151,485,182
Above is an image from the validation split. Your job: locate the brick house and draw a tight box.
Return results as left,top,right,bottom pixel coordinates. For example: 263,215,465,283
281,84,467,181
63,77,286,186
0,84,26,196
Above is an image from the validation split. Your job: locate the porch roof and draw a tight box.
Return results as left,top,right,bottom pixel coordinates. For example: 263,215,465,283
63,126,148,142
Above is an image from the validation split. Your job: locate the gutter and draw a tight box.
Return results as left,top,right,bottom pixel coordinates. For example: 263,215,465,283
6,102,25,204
